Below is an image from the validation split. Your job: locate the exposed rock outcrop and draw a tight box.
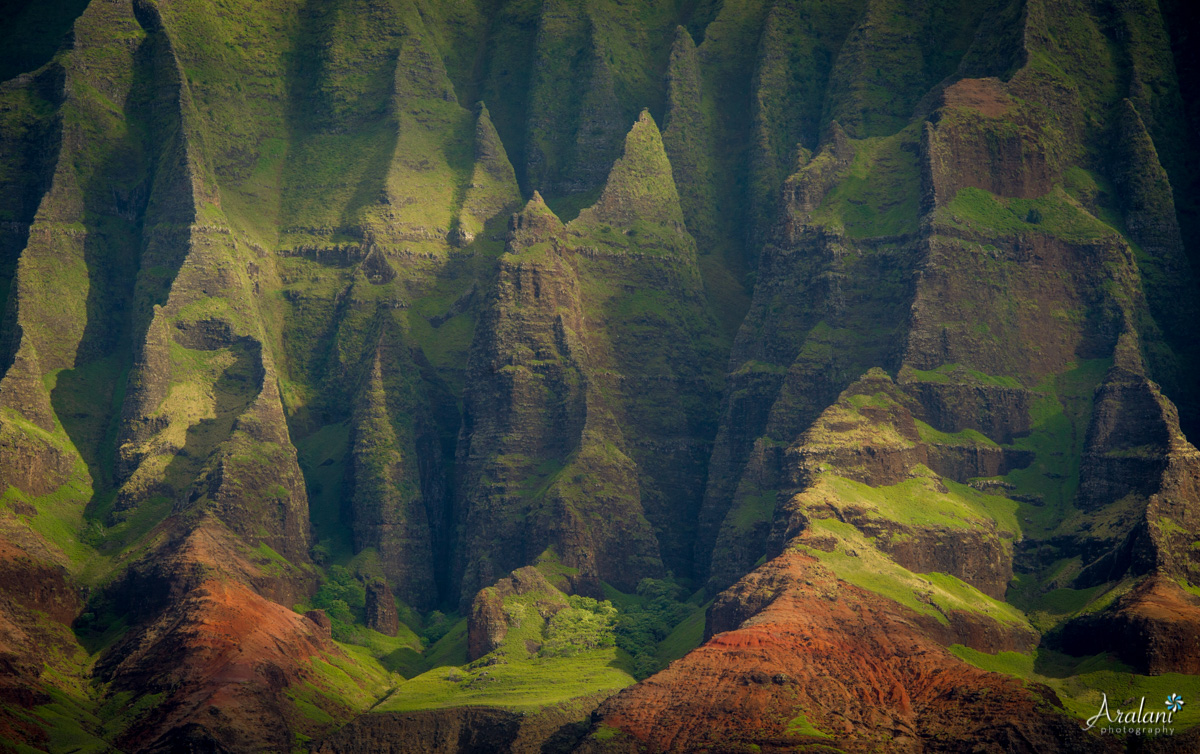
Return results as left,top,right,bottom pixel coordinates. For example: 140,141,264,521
580,552,1107,753
455,113,723,601
467,567,568,662
364,580,399,637
1056,575,1200,675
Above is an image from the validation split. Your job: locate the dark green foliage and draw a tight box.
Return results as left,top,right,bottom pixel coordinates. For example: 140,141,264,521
312,566,368,629
613,579,693,678
420,610,455,645
541,596,618,658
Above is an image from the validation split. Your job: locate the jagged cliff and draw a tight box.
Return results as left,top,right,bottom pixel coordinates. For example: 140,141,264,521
0,0,1198,752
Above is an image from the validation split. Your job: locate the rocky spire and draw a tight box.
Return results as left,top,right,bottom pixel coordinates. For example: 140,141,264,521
455,102,522,242
576,110,686,230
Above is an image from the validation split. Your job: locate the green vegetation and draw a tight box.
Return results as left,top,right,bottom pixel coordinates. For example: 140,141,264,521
950,645,1200,726
915,420,998,448
1007,576,1111,632
654,600,709,669
1003,359,1110,537
785,712,833,739
811,128,921,238
609,579,696,678
420,619,470,671
820,470,1018,536
798,518,1029,628
379,585,635,713
379,651,633,713
903,363,1023,389
942,186,1116,243
355,576,704,716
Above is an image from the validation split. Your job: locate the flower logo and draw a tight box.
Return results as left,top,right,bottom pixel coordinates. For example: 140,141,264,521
1166,694,1185,713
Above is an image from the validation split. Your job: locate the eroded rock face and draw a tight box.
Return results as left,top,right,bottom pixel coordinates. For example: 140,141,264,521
92,522,359,753
766,371,1019,602
364,581,399,637
349,345,439,609
581,552,1106,754
1056,576,1200,676
305,609,332,638
0,540,79,625
1062,330,1200,593
467,567,568,662
0,540,84,743
923,78,1058,207
455,115,724,602
314,707,523,754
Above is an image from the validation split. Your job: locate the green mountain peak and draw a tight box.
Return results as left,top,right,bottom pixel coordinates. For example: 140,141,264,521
456,101,521,241
575,110,686,231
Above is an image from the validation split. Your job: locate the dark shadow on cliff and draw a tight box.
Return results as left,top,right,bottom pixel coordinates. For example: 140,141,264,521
52,17,191,513
157,335,263,503
0,0,91,82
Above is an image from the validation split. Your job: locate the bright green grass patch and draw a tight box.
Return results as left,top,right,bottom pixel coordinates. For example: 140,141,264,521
377,649,635,713
950,645,1200,728
903,363,1023,388
811,128,921,238
306,649,396,712
3,459,97,572
801,519,1028,627
948,644,1035,678
943,479,1019,537
285,691,335,726
332,624,423,678
1002,359,1109,538
822,472,1013,533
419,619,469,671
915,420,998,448
943,186,1116,243
785,712,833,739
591,724,622,742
